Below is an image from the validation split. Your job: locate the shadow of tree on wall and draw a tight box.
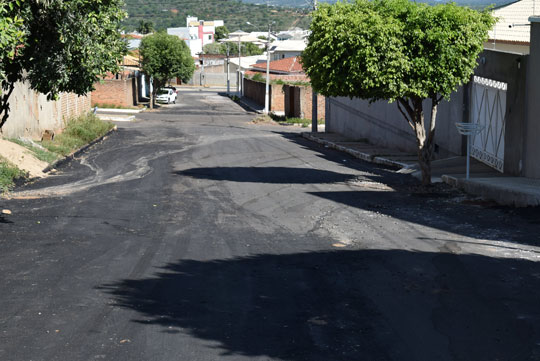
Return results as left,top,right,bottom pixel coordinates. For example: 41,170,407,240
100,250,540,361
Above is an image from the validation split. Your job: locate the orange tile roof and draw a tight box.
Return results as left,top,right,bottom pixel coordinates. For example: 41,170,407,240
251,56,304,74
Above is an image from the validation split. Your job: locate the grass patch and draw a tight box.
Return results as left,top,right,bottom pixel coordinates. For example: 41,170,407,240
8,138,59,164
0,157,26,193
41,113,115,156
93,103,143,110
269,114,325,128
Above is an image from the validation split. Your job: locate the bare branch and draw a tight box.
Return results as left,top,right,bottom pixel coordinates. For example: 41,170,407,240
396,101,415,131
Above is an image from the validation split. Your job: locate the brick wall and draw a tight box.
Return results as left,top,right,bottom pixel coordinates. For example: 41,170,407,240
243,78,285,112
284,85,325,120
91,78,137,108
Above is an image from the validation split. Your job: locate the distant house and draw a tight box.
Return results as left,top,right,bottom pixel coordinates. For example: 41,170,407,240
167,27,202,57
167,16,224,57
487,0,538,54
269,40,307,61
245,56,308,82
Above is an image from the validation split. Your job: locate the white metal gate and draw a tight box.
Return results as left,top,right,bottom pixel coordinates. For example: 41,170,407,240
470,76,507,172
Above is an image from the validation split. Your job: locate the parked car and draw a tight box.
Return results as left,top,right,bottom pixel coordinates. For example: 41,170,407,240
163,86,177,94
156,88,177,104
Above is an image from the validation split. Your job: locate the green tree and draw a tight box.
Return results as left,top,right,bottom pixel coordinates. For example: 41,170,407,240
0,2,24,86
302,0,494,185
140,32,195,108
137,20,154,34
203,42,226,55
215,25,229,41
0,0,127,130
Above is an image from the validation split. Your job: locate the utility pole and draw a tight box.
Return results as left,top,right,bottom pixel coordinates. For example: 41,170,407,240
226,43,230,95
237,35,242,96
311,0,319,133
264,23,272,114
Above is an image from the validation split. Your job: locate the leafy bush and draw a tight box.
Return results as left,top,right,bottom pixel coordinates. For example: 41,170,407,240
0,157,25,193
251,73,265,82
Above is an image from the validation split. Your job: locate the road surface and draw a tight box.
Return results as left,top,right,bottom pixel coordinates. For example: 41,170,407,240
1,88,540,361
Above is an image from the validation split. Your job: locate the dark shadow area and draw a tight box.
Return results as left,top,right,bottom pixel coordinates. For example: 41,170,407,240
100,250,540,361
176,167,358,184
0,215,13,224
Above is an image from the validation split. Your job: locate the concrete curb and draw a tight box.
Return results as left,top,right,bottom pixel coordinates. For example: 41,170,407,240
96,108,144,114
42,125,118,173
301,132,407,169
442,174,540,207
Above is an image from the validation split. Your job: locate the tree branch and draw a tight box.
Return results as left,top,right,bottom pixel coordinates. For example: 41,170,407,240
0,82,15,130
396,100,415,131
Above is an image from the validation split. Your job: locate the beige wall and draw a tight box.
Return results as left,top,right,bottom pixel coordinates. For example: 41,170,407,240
1,81,91,139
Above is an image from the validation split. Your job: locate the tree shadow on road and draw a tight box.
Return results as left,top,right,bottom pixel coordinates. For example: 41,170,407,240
99,250,540,361
176,167,358,184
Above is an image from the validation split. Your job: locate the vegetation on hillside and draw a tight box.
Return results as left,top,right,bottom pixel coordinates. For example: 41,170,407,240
123,0,311,32
203,42,264,56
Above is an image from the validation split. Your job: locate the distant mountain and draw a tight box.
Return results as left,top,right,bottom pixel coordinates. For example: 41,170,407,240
123,0,311,32
240,0,513,9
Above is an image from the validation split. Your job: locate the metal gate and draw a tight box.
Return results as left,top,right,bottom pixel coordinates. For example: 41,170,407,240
470,75,507,172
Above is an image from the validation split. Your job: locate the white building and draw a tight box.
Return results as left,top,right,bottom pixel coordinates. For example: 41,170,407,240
487,0,539,54
269,40,307,61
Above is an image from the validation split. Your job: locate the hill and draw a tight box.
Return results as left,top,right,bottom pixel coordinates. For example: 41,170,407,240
123,0,312,32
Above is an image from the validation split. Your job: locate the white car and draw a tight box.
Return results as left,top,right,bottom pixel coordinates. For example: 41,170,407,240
156,88,177,104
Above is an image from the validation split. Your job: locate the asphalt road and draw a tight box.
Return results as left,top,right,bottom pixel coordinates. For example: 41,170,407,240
1,88,540,361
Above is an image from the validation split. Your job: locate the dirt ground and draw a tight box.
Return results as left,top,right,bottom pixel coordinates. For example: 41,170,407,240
0,139,48,178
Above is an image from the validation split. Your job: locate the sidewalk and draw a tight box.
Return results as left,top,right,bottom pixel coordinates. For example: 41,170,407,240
303,132,540,207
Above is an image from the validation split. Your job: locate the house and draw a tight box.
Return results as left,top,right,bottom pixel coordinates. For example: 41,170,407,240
269,40,307,61
167,27,203,57
245,56,308,82
276,28,310,41
486,0,538,54
167,16,224,57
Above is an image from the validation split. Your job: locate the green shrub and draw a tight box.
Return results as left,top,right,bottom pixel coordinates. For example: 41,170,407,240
251,73,265,82
0,157,25,193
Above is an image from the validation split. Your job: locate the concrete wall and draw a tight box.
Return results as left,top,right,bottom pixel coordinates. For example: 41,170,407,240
2,81,91,139
524,18,540,178
284,85,326,120
325,49,531,169
189,72,237,87
91,78,137,108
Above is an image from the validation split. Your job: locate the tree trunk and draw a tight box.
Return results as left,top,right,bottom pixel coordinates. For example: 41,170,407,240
149,90,154,109
397,96,439,186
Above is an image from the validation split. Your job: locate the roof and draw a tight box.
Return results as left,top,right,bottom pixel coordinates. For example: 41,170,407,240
229,55,267,69
270,40,307,52
244,70,309,83
251,56,304,74
489,0,539,43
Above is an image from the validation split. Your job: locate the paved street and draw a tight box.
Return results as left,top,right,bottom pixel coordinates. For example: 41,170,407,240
1,88,540,361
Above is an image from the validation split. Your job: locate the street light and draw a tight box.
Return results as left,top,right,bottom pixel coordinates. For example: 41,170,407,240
246,21,274,115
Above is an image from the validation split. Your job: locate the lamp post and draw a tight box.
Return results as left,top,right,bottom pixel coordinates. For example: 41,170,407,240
264,23,274,114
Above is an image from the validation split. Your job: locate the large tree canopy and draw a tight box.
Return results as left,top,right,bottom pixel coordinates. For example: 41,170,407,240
140,32,195,108
302,0,494,184
0,0,127,129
